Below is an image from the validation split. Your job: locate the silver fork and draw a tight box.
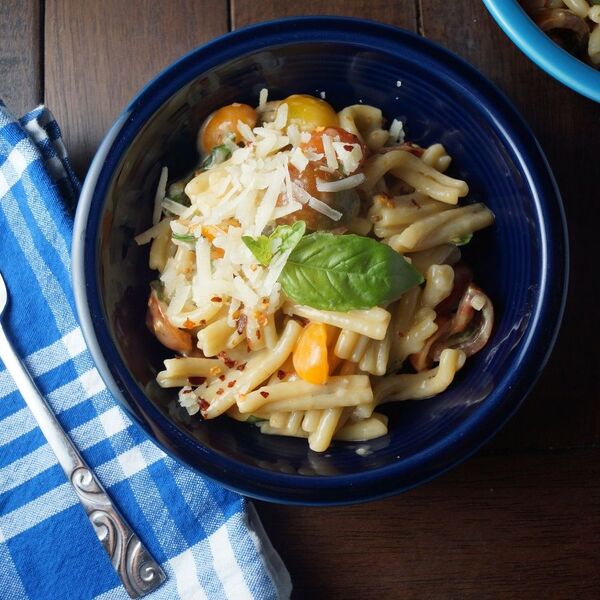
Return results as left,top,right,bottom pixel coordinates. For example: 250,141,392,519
0,272,166,598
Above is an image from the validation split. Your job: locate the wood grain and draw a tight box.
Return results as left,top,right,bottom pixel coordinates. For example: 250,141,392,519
232,0,417,30
258,449,600,600
15,3,597,599
0,0,41,115
44,0,228,176
420,0,600,451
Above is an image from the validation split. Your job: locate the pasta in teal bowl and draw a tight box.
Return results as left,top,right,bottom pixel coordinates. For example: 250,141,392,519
72,17,568,504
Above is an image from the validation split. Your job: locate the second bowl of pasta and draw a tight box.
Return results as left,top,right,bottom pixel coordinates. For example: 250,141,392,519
73,17,568,504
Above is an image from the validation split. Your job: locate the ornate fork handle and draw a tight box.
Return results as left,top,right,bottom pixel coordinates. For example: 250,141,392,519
0,325,166,598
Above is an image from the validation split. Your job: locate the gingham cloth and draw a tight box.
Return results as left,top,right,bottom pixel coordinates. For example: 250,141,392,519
0,101,292,600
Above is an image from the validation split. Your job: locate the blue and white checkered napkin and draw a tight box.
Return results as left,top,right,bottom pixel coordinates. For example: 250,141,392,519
0,101,292,600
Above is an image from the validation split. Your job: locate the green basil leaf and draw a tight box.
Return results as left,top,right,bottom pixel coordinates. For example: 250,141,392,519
279,233,423,311
201,144,232,169
270,221,306,255
242,235,272,266
242,221,306,267
450,233,472,246
172,233,196,244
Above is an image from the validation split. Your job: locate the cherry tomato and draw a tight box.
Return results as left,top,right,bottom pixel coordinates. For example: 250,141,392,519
146,290,193,354
198,103,257,155
293,322,329,385
283,94,338,131
301,126,366,162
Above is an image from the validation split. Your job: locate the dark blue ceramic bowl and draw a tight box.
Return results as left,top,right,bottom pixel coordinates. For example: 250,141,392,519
72,17,568,505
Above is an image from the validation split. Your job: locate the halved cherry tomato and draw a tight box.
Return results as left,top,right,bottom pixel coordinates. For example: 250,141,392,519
198,103,257,155
277,164,336,230
293,322,329,384
146,290,193,354
300,126,367,172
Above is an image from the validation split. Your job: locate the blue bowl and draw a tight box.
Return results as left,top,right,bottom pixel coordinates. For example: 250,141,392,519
483,0,600,102
72,17,568,505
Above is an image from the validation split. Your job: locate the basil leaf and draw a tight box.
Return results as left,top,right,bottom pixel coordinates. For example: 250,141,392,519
271,221,306,255
242,235,272,266
242,221,306,266
450,233,472,246
201,144,232,169
279,233,423,311
172,233,196,244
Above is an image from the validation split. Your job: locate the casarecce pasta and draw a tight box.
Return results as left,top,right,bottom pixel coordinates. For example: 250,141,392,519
136,91,496,452
521,1,600,67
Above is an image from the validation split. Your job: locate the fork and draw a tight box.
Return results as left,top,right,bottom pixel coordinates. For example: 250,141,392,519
0,272,166,598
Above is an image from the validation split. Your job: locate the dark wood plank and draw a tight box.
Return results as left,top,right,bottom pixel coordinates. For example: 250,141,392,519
421,1,600,451
232,0,417,30
44,0,229,176
0,0,41,115
258,449,600,600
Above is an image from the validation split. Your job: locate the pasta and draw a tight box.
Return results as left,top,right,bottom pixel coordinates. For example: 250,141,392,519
137,90,496,452
521,1,600,67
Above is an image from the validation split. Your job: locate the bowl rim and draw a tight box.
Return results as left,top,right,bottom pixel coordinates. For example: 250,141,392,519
72,16,569,505
482,0,600,103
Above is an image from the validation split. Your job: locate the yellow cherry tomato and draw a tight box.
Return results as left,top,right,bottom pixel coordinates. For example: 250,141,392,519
198,103,257,155
293,322,329,385
283,94,338,131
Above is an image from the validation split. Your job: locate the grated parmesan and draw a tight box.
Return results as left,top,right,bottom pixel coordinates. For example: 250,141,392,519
316,173,366,193
388,118,405,144
152,166,168,225
308,196,343,221
258,88,268,109
322,134,339,171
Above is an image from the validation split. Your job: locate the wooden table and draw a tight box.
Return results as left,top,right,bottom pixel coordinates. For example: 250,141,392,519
2,1,598,598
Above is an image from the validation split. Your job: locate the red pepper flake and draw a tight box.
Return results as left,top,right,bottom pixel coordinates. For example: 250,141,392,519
218,352,236,368
227,380,236,388
236,313,248,335
256,312,268,327
343,144,354,151
211,296,222,303
260,391,270,398
218,374,226,381
216,388,224,396
199,398,209,411
277,370,285,380
189,376,205,386
236,362,247,372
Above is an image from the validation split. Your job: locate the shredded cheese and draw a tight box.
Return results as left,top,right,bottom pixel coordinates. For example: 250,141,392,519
316,173,366,193
389,118,405,144
152,166,168,225
147,91,369,317
322,134,339,171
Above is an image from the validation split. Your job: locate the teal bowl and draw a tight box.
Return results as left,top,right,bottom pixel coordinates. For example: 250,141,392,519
483,0,600,102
